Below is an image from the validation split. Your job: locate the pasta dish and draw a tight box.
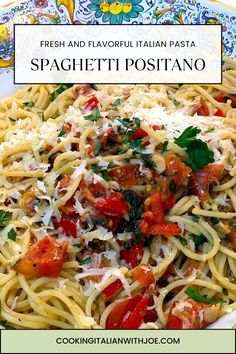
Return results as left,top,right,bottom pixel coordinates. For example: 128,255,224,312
0,57,236,329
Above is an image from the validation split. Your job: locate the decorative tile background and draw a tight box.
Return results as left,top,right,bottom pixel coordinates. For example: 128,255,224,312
0,0,236,74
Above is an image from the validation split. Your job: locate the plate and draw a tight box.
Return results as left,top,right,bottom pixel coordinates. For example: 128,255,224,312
0,0,236,329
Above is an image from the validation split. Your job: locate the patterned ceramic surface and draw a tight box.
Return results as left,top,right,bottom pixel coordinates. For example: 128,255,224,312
0,0,236,74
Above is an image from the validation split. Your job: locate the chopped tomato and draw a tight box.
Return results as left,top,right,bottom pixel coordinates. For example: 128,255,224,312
102,279,124,301
94,192,128,215
216,94,236,108
106,295,148,329
133,264,155,288
130,241,144,268
60,197,76,216
183,260,201,277
142,191,165,225
53,217,77,238
151,125,161,131
156,176,171,202
163,195,176,211
214,109,224,117
166,299,209,329
79,179,106,205
229,231,236,252
189,164,224,201
83,96,99,111
120,241,144,267
108,164,143,188
74,84,92,97
165,155,192,188
63,122,72,133
129,128,148,140
59,176,72,191
192,97,209,116
13,236,68,278
143,223,181,237
144,296,157,323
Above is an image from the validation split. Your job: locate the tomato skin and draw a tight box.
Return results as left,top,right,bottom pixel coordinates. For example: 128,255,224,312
163,195,176,210
13,236,68,278
192,97,209,116
60,197,76,216
53,217,77,238
129,129,148,140
166,299,209,329
74,84,92,98
145,223,181,237
216,94,236,108
94,194,129,216
102,279,124,301
189,164,224,202
151,125,161,131
84,96,99,111
63,122,72,133
143,191,165,225
133,264,155,288
130,241,144,268
108,164,142,188
106,295,148,329
165,155,192,188
79,179,106,205
214,109,224,117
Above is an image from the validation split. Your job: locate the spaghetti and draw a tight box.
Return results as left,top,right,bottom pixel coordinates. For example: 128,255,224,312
0,57,236,329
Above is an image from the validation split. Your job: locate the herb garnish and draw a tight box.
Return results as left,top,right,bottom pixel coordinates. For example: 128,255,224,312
0,320,14,329
162,141,168,154
73,243,81,249
58,128,66,137
178,236,188,247
141,154,156,169
174,126,214,170
0,210,13,226
185,286,226,304
113,98,121,107
84,108,101,122
193,234,206,248
90,84,98,91
8,229,17,241
49,84,73,102
173,99,180,107
23,101,34,108
93,141,101,155
80,257,91,265
9,117,16,122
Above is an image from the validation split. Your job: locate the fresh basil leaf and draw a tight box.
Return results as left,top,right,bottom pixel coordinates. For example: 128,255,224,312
185,286,226,304
80,257,91,265
84,108,101,122
0,210,13,226
7,229,17,241
174,126,201,148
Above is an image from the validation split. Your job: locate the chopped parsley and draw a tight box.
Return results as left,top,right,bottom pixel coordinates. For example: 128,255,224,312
193,234,206,248
192,215,200,222
7,229,17,241
80,257,91,265
84,108,101,122
122,190,143,238
27,87,32,92
174,126,214,171
58,128,66,137
185,286,226,304
113,98,121,107
222,288,228,296
161,141,168,154
49,84,73,101
41,112,45,122
0,210,13,226
133,117,141,128
9,117,16,122
0,320,14,329
173,99,180,107
141,154,156,169
73,243,81,249
178,236,188,247
93,142,101,155
169,181,177,193
23,101,34,108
